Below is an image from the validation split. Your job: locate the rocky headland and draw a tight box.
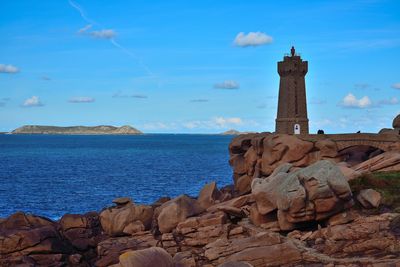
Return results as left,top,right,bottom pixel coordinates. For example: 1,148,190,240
220,130,255,136
11,125,142,135
1,118,400,266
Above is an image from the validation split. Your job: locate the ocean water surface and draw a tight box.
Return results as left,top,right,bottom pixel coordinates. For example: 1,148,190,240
0,134,234,219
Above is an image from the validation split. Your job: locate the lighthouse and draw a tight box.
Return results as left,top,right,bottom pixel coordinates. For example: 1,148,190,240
275,46,309,135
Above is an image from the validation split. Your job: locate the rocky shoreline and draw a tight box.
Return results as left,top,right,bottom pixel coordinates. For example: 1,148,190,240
1,164,400,266
1,133,400,267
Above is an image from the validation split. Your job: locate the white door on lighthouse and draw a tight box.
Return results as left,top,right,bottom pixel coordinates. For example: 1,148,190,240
294,124,300,134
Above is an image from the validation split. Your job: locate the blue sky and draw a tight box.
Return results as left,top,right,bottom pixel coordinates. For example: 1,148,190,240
0,0,399,133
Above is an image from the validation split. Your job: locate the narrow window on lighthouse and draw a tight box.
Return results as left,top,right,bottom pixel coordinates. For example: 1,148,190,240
294,124,300,134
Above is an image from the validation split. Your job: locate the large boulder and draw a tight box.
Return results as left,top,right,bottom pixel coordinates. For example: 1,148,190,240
204,231,303,266
59,212,103,252
314,139,338,158
100,198,153,236
252,160,353,230
229,133,258,155
157,195,204,233
116,247,173,267
228,133,350,194
337,162,363,180
357,189,382,209
353,151,400,173
235,174,252,194
197,181,221,209
0,212,53,230
301,213,400,260
0,212,71,266
393,114,400,129
261,135,314,175
379,128,398,135
229,154,247,175
218,262,254,267
95,232,157,267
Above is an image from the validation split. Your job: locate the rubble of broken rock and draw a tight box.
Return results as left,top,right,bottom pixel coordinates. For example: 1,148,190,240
1,146,400,266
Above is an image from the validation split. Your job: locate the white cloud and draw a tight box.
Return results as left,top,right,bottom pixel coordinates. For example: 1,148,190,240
312,117,351,130
0,64,19,74
190,99,209,103
78,26,116,40
183,117,243,129
78,24,92,34
213,117,242,127
69,0,153,77
22,96,43,107
112,91,129,98
354,83,370,89
132,94,147,99
69,96,95,103
313,119,333,127
392,83,400,89
340,93,372,108
141,122,176,130
214,80,240,89
140,116,256,132
234,32,273,47
112,91,148,99
182,121,201,129
378,97,399,105
90,29,116,39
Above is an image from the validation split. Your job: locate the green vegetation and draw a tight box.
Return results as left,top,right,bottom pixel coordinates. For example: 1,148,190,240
349,171,400,211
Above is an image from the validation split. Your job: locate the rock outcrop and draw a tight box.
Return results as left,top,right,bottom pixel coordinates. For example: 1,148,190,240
220,129,255,135
379,113,400,135
197,181,222,209
353,151,400,173
394,114,400,129
114,247,173,267
251,160,353,230
229,133,400,194
59,211,104,259
357,189,382,209
2,186,400,266
0,212,73,266
156,194,204,234
2,130,400,266
100,198,153,236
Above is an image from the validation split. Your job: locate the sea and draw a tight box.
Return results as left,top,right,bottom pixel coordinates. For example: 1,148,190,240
0,134,234,220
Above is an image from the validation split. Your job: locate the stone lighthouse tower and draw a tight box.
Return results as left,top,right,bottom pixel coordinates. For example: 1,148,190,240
275,46,309,135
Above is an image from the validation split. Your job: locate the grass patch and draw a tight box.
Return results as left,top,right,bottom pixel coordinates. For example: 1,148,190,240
349,171,400,211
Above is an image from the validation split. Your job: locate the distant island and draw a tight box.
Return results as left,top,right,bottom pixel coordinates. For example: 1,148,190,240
220,129,255,135
11,125,143,135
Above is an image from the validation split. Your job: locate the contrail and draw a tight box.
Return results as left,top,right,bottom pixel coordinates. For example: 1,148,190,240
68,0,155,78
110,39,154,77
68,0,96,25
